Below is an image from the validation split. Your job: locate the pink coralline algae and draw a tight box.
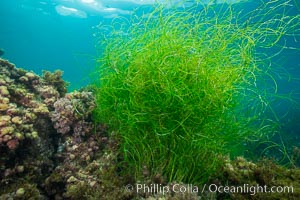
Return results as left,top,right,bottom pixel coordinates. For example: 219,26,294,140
6,139,19,150
51,97,74,134
50,91,95,136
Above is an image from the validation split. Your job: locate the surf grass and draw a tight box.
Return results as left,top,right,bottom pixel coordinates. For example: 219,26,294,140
93,0,300,184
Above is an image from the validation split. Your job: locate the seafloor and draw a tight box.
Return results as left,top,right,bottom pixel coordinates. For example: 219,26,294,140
0,58,300,199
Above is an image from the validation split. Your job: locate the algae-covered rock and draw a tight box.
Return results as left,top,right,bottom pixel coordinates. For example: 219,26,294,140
214,157,300,200
0,58,116,200
50,91,95,135
0,59,64,197
42,70,68,97
0,59,59,152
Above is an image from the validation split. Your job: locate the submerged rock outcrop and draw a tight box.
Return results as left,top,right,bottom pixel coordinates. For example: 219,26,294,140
0,59,61,198
0,59,103,199
0,59,134,200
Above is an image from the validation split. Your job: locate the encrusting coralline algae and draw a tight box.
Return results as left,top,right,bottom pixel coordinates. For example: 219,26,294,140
0,59,55,151
51,91,95,137
0,59,108,199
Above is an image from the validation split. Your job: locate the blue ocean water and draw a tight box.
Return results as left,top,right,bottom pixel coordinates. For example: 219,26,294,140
0,0,299,156
0,0,98,90
0,0,189,90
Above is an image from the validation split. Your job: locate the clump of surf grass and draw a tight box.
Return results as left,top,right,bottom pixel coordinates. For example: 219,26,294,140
93,0,300,184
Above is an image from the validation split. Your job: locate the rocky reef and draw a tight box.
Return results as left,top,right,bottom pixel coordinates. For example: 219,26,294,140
0,58,59,199
0,58,134,199
212,156,300,200
0,58,299,200
0,58,102,199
